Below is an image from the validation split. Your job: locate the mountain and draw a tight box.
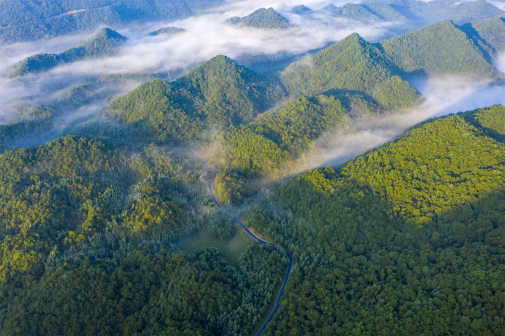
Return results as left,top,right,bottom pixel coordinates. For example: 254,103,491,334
322,3,382,21
245,104,505,335
6,28,126,78
361,0,504,25
291,5,312,14
0,0,224,45
225,8,293,29
380,20,500,78
211,95,356,204
280,33,423,111
460,16,505,61
104,55,286,143
148,26,185,36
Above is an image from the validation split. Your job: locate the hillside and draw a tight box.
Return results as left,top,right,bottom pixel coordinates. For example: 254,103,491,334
322,3,382,21
460,16,505,61
0,0,223,45
6,28,127,78
280,33,423,111
361,0,504,25
246,104,505,335
380,20,500,78
211,95,355,205
225,8,293,29
0,135,288,335
148,26,185,36
104,55,286,143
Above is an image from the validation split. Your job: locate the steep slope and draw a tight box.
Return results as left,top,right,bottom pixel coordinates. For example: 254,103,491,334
7,28,126,78
211,95,355,205
460,17,505,61
105,55,286,143
246,104,505,335
380,20,500,77
280,33,423,111
322,3,382,21
291,5,312,14
225,8,293,29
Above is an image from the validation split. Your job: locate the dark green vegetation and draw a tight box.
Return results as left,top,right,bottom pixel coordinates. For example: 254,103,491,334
211,95,355,205
148,26,185,36
245,105,505,335
102,55,286,143
380,20,501,78
0,136,289,335
225,8,293,29
5,28,126,78
280,33,423,111
460,16,505,61
0,0,223,45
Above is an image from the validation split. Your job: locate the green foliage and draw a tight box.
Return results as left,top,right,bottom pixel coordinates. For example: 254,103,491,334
105,56,286,144
244,105,505,335
7,28,126,78
0,243,288,336
148,26,185,36
107,78,203,144
225,8,293,29
460,17,505,61
380,20,500,78
0,0,224,45
211,95,355,205
202,210,235,240
280,33,423,110
0,135,291,335
464,104,505,142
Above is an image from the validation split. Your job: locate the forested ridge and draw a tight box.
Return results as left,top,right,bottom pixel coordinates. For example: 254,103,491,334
4,28,127,78
225,8,293,29
244,105,505,335
380,20,501,78
280,33,424,111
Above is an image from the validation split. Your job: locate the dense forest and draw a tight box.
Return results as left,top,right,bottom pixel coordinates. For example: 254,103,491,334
100,55,286,144
0,0,224,44
280,33,423,110
380,20,501,78
5,28,126,78
2,6,505,334
0,136,289,335
225,8,293,29
323,0,504,26
244,105,505,335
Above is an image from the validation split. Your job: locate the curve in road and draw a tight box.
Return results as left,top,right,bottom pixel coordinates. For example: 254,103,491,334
187,149,293,336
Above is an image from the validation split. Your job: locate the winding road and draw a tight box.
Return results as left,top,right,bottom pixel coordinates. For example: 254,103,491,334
186,149,293,336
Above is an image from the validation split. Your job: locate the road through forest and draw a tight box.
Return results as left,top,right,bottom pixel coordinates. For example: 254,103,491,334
186,149,294,336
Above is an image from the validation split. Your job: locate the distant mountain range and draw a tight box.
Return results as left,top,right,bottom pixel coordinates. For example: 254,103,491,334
0,0,223,45
148,27,185,37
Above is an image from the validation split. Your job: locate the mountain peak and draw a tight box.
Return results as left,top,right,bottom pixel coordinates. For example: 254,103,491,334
292,5,312,14
225,7,293,29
